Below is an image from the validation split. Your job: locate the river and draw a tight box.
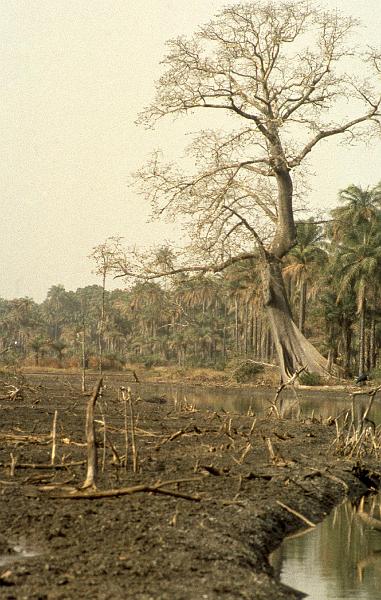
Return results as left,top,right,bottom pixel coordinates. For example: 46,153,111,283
271,493,381,600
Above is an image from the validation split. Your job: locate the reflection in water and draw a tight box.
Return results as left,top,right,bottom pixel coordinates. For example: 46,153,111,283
128,382,381,427
128,382,381,600
271,494,381,600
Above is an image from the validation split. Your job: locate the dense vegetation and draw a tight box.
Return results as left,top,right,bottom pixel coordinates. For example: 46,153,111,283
133,1,381,382
0,185,380,379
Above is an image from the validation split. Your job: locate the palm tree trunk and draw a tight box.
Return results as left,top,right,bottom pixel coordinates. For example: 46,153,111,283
369,312,376,371
244,301,249,356
256,317,262,359
234,297,239,354
298,276,307,334
358,301,366,377
342,319,352,377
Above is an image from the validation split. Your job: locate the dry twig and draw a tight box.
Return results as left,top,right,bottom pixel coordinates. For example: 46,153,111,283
51,410,58,465
45,477,202,501
276,500,316,528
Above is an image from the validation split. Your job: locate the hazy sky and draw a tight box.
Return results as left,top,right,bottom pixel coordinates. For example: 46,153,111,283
2,0,381,301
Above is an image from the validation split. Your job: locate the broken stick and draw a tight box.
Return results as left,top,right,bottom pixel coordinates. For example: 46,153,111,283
82,377,103,489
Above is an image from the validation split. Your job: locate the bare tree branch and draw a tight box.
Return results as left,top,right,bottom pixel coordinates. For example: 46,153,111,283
114,251,259,281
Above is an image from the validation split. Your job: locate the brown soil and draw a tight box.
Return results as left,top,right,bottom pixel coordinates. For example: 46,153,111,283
0,372,379,600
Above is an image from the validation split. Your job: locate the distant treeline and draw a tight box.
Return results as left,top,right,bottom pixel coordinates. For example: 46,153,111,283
1,186,380,378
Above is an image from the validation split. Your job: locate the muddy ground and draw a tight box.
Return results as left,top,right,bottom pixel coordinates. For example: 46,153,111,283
0,372,379,600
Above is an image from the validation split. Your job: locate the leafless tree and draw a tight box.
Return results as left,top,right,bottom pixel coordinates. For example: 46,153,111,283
90,237,124,374
126,1,381,381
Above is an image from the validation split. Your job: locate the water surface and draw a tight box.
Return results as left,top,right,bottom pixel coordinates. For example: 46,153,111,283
271,494,381,600
127,381,381,426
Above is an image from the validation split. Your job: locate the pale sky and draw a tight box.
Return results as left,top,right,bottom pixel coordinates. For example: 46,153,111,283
1,0,381,301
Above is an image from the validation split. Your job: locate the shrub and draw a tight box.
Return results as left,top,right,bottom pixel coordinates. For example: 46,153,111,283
299,371,322,386
369,368,381,383
231,360,264,383
141,355,165,368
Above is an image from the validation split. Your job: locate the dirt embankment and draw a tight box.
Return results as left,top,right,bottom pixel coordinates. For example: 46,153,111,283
0,373,379,599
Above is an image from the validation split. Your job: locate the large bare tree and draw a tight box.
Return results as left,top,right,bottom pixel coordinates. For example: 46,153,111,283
126,1,381,381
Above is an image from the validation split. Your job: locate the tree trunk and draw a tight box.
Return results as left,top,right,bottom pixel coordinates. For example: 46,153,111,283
244,301,249,356
358,301,366,377
98,270,106,375
234,297,239,354
260,326,268,360
298,276,307,335
342,318,352,377
252,314,258,358
262,256,329,382
266,328,272,361
369,312,376,371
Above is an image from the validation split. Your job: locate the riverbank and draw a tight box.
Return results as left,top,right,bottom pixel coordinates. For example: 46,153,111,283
0,373,380,599
21,362,373,391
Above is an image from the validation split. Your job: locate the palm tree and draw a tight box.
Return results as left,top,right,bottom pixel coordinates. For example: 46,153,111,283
320,283,356,376
30,335,47,366
223,259,264,358
283,219,328,335
331,184,381,236
329,184,381,376
172,275,222,365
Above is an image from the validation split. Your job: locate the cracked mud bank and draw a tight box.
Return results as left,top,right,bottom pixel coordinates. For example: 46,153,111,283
0,373,379,599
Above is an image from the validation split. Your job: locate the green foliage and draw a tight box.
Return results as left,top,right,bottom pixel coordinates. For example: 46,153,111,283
299,371,322,386
131,354,166,369
369,368,381,382
101,353,125,371
231,360,264,383
1,185,381,380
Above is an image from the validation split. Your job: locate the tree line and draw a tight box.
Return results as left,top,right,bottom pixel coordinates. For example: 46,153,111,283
0,183,380,380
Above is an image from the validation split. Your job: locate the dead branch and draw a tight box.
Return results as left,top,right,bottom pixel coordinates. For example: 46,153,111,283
276,500,316,528
120,386,139,472
44,477,202,501
155,428,191,449
51,410,58,465
0,432,51,444
114,251,260,281
357,510,381,531
269,366,306,417
237,442,253,465
265,437,277,462
0,460,85,470
82,377,103,489
128,388,138,473
0,385,22,401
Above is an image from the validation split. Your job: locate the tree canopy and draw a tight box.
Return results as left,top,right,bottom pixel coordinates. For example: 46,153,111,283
133,0,381,272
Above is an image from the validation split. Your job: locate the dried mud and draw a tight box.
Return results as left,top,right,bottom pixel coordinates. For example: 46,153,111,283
0,373,379,600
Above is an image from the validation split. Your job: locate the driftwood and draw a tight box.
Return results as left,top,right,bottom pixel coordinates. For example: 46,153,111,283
350,384,381,432
155,428,192,449
268,366,306,417
82,377,103,489
357,496,381,531
120,387,138,472
276,500,316,528
0,385,21,401
0,432,51,444
333,385,381,457
45,477,202,501
0,460,85,470
357,510,381,531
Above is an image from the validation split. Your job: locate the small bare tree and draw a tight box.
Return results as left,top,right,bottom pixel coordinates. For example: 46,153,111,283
124,1,381,381
90,237,123,374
